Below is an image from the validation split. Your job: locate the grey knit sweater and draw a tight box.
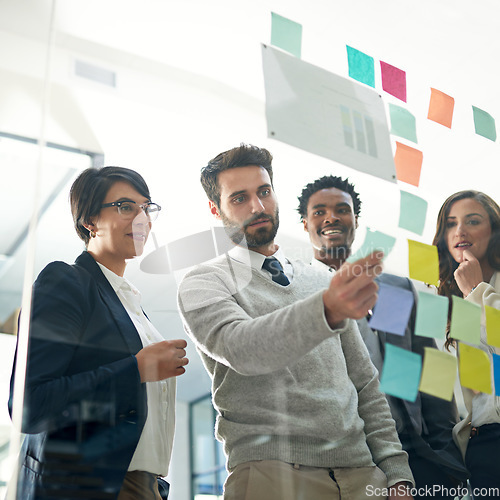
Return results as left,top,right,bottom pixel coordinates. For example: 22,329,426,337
178,253,413,485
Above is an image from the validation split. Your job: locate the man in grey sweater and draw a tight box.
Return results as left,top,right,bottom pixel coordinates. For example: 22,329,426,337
178,144,414,499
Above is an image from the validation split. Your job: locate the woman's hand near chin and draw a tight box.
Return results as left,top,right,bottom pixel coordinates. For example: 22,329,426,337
454,249,483,296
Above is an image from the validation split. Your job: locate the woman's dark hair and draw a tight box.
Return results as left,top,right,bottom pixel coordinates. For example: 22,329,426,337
432,190,500,349
70,166,151,246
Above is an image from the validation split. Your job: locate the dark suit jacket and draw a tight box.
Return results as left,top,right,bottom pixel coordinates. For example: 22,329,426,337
9,251,147,500
357,273,469,485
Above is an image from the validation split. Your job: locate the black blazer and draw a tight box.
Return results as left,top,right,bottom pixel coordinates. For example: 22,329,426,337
357,273,469,484
9,251,147,499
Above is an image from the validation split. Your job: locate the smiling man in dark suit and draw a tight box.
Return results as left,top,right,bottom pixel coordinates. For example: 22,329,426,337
298,175,469,500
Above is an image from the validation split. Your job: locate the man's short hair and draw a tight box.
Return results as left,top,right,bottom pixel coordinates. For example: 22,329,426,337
201,143,273,208
297,175,361,221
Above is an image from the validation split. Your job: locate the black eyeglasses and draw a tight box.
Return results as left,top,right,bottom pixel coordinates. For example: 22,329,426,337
101,200,161,221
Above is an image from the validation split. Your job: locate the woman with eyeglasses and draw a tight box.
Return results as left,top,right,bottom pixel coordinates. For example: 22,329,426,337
433,190,500,498
9,166,188,500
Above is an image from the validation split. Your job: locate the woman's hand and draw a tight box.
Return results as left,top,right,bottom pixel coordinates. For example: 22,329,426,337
136,339,189,382
454,249,483,296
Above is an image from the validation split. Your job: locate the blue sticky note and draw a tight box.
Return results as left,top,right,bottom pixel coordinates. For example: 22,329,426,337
493,353,500,397
380,344,422,402
472,106,497,141
389,103,418,143
369,283,414,336
346,45,375,88
271,12,302,58
414,292,448,340
399,191,428,235
348,228,396,262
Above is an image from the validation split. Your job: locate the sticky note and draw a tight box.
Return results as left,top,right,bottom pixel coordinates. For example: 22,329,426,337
493,353,500,396
459,343,491,394
380,61,407,102
399,191,427,235
346,46,375,88
369,283,414,336
472,106,497,141
486,305,500,347
419,347,457,401
348,227,396,262
394,142,423,187
271,12,302,58
408,240,439,286
389,103,417,143
380,344,422,402
414,292,448,340
427,88,454,128
450,296,481,345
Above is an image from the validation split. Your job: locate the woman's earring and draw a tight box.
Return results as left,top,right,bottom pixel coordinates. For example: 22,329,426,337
90,229,96,238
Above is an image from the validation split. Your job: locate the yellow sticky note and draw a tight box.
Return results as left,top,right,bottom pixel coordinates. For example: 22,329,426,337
459,343,492,394
419,347,457,401
408,240,439,286
486,305,500,348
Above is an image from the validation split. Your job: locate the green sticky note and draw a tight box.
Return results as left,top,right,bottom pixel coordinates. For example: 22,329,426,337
346,45,375,88
450,296,481,345
414,292,448,340
485,305,500,348
271,12,302,58
459,343,492,394
419,347,457,401
472,106,497,141
399,191,428,235
380,344,422,402
348,228,396,262
389,103,418,143
408,240,439,286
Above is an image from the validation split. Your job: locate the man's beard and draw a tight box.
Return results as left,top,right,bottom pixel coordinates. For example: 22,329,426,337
317,244,350,261
220,209,280,248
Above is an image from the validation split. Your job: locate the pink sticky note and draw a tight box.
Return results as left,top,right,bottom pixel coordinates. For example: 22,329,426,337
380,61,407,102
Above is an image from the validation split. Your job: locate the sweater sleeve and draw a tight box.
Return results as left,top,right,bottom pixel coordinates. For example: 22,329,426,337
340,321,415,487
465,280,500,311
178,261,347,376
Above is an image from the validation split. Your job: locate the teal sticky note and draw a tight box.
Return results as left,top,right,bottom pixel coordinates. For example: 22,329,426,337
414,292,448,340
472,106,497,141
348,228,396,262
493,353,500,396
271,12,302,58
389,103,417,143
399,191,428,235
346,46,375,88
450,295,481,345
380,344,422,402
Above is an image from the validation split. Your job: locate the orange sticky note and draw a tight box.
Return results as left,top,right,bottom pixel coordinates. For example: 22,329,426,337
394,142,423,187
427,88,455,128
459,343,492,394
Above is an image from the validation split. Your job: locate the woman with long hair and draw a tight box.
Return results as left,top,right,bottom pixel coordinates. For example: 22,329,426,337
9,166,188,499
433,190,500,498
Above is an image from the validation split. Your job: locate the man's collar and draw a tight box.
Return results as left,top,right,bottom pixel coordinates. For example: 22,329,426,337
311,257,336,274
229,244,288,272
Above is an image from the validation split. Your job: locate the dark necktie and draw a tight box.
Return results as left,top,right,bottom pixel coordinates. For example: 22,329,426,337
262,257,290,286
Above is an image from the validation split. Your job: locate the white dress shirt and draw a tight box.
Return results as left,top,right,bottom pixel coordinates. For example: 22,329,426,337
97,263,175,476
229,244,294,282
